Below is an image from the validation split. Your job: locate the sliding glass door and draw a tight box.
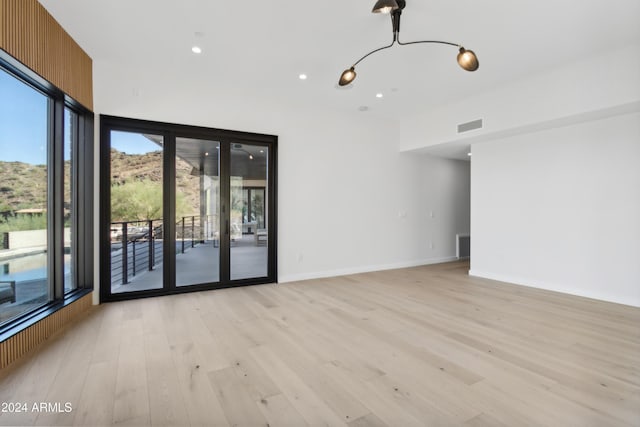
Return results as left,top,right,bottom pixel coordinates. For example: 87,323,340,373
108,130,164,294
100,116,277,302
175,137,220,287
230,143,269,280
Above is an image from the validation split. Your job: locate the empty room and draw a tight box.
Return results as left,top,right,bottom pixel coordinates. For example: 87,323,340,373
1,0,639,426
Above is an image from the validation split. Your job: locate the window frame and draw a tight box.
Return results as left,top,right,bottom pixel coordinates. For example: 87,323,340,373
0,51,94,341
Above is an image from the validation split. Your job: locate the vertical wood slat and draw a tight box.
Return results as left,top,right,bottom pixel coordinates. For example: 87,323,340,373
0,293,93,370
0,0,93,110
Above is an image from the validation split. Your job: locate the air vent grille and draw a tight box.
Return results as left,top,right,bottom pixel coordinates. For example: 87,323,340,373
457,119,483,133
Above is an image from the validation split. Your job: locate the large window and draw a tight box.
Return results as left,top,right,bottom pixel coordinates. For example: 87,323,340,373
0,54,93,335
0,68,49,324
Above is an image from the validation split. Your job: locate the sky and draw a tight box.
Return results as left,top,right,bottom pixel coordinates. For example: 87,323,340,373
0,68,48,165
1,68,159,165
111,131,161,155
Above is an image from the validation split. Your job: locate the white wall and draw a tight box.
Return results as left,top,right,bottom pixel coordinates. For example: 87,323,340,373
93,59,471,287
470,111,640,307
278,136,470,283
399,42,640,152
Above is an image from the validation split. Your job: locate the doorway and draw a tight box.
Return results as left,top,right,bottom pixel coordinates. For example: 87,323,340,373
99,116,277,302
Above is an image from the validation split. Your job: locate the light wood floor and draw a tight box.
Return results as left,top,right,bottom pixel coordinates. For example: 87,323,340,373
1,260,639,426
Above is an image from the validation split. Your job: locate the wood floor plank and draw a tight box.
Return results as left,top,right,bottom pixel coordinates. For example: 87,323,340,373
90,303,123,364
256,393,309,427
464,412,510,427
1,260,638,426
112,327,150,426
247,316,372,422
249,344,350,427
347,412,388,427
207,366,268,427
72,360,117,426
33,310,103,426
320,359,425,427
143,331,189,426
170,340,230,427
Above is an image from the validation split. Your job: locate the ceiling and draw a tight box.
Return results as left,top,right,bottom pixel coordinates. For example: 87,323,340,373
145,135,269,180
40,1,640,133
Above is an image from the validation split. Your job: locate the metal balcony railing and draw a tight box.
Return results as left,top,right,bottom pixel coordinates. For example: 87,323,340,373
110,215,217,287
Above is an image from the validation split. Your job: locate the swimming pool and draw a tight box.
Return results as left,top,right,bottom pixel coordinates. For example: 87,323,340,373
0,252,71,283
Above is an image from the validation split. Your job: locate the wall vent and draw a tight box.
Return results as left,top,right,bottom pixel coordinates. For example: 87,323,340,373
457,119,483,133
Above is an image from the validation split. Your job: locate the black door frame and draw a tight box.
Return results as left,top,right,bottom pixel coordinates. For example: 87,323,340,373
99,115,277,302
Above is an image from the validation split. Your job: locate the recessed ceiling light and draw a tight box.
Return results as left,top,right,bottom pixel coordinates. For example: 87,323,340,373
260,150,264,153
299,74,307,80
376,93,383,98
191,46,202,54
205,152,209,156
467,152,472,156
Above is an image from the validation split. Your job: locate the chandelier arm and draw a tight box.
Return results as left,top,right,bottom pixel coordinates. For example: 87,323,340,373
397,39,460,48
351,38,397,68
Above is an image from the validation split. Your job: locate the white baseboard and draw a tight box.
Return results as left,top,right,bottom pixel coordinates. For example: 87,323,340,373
468,270,640,308
279,256,459,284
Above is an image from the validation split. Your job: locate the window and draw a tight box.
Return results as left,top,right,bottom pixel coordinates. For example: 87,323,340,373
0,68,50,324
64,107,77,292
0,53,93,336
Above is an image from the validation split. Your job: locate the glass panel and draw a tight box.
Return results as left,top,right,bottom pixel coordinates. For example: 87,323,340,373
63,108,76,292
175,138,220,286
110,131,163,293
0,69,50,326
230,144,268,280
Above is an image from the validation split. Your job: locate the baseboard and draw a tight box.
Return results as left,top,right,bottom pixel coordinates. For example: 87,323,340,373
468,270,640,308
279,256,459,283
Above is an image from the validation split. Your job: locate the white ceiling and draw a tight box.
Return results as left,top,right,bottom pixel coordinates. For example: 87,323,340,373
40,0,640,128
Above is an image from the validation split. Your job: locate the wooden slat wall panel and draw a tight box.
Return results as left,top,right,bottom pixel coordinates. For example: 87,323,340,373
0,0,93,110
0,294,92,370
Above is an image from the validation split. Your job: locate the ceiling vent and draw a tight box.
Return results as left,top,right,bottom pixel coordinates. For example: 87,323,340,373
457,119,483,133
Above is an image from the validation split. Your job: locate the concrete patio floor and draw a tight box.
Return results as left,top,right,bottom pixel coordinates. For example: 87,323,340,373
111,234,268,294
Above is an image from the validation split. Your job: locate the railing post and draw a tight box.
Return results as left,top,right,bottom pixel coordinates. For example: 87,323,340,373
181,217,185,254
121,222,128,284
191,216,195,248
132,240,136,276
148,219,154,270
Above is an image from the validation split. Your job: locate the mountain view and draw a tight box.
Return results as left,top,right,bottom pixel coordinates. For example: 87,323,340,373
110,148,203,221
0,149,203,218
0,161,49,213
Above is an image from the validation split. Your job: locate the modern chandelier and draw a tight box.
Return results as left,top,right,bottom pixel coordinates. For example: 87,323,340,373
338,0,479,86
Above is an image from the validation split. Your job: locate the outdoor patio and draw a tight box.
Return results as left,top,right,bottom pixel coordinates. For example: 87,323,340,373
111,234,268,294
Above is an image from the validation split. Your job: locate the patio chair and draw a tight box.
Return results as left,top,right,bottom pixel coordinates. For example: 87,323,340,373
255,229,268,246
